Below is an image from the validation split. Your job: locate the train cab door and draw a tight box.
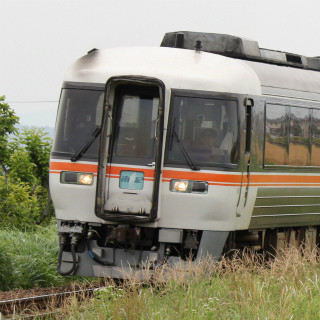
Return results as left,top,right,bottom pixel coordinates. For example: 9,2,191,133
96,78,164,222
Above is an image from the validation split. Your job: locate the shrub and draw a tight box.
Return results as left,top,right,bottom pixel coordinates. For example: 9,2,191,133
0,176,41,230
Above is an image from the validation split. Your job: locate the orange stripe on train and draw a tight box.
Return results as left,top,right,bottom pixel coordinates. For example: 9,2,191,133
50,162,320,186
162,169,242,184
50,162,155,178
50,162,98,173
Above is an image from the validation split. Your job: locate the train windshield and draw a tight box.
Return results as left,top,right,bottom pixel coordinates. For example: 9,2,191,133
111,85,160,165
52,88,104,160
166,94,239,167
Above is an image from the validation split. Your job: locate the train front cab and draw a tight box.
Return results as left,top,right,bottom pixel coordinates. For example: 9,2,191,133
52,33,320,278
54,74,257,278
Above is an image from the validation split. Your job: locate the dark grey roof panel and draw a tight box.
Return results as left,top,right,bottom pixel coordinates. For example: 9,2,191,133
161,31,320,72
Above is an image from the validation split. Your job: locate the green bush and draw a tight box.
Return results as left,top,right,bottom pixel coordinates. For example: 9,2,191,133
0,95,53,230
0,176,42,230
0,129,52,229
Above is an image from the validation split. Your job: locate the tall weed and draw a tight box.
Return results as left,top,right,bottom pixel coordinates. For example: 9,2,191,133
0,222,70,291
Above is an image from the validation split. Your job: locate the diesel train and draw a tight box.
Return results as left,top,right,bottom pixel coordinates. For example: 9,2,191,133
50,31,320,278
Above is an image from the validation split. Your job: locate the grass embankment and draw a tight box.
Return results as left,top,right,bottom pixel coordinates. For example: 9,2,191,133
2,225,320,319
0,222,72,291
60,249,320,320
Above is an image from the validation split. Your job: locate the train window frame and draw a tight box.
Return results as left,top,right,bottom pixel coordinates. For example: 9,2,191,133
164,89,240,170
288,106,310,166
51,82,105,161
264,103,289,167
109,84,161,166
263,101,320,169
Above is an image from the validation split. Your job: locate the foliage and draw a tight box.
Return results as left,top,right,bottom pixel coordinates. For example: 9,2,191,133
0,96,53,230
0,223,71,291
12,127,52,187
0,95,19,172
0,176,41,229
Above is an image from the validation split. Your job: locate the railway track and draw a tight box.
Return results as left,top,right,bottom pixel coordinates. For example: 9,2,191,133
0,284,100,319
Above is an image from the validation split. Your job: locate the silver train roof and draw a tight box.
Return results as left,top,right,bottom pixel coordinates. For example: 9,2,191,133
64,31,320,101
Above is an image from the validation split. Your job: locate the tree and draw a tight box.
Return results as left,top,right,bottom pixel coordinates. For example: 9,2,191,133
0,96,19,174
0,96,53,229
11,127,52,189
0,176,41,229
15,127,53,223
6,127,53,226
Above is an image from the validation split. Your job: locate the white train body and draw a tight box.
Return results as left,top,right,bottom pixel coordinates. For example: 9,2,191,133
50,32,320,277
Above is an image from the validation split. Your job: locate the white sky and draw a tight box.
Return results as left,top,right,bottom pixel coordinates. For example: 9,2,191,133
1,0,320,127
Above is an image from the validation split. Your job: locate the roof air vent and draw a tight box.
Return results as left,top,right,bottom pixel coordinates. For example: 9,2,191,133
286,53,302,64
175,33,184,48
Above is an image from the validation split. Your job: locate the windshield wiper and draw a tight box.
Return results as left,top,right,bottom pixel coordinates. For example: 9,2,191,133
172,130,199,171
71,127,101,162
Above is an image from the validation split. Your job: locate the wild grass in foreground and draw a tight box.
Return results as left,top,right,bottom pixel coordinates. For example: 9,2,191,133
0,222,74,291
59,247,320,320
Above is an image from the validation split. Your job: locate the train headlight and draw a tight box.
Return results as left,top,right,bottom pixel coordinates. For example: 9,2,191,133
170,180,208,194
173,180,189,192
78,174,94,185
60,172,94,186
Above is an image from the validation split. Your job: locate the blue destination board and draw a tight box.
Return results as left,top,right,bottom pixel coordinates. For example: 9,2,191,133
119,171,144,190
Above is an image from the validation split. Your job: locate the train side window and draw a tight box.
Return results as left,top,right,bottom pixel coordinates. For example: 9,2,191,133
264,104,288,166
288,107,310,166
311,109,320,166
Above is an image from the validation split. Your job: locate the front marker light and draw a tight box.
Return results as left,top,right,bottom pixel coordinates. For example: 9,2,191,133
170,179,208,194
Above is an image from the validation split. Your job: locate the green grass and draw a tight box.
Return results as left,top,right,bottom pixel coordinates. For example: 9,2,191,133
58,248,320,320
0,222,72,291
2,225,320,319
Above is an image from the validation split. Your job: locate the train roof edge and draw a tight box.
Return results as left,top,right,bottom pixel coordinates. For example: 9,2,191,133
161,31,320,72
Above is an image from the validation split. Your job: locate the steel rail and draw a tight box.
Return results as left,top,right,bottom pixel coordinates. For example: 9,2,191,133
0,286,97,318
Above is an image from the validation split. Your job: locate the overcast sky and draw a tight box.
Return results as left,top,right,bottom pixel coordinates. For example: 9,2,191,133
1,0,320,128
